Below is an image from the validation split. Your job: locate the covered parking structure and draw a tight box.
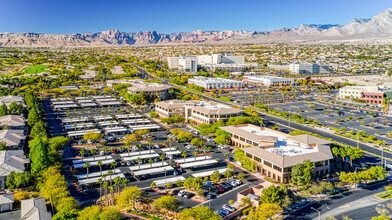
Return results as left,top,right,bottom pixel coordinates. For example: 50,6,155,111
54,104,79,110
93,115,113,122
165,150,181,156
175,156,212,164
67,129,101,139
104,127,128,135
119,150,153,158
115,114,142,120
180,159,218,169
77,168,121,180
122,119,150,126
191,168,227,178
132,166,173,178
97,101,121,107
79,173,125,186
122,153,160,162
73,159,115,169
98,120,119,128
62,117,89,124
154,176,186,186
72,155,109,164
128,161,169,171
64,123,94,131
52,101,76,105
129,124,160,132
80,102,98,108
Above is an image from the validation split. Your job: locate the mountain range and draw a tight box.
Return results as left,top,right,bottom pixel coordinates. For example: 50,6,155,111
1,8,392,47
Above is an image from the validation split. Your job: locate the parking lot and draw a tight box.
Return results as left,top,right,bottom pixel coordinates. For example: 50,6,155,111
42,95,262,211
268,101,392,145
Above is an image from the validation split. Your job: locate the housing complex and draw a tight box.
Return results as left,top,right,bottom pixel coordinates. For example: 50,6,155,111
242,75,294,86
154,100,243,125
21,197,52,220
0,150,30,188
188,76,243,89
221,124,333,183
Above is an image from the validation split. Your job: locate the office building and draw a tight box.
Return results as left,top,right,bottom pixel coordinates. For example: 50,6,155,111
155,100,243,125
243,75,294,86
338,86,379,100
221,124,333,183
188,76,243,89
289,63,330,74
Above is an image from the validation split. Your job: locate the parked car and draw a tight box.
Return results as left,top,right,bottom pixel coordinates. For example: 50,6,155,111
173,170,179,175
171,189,180,196
210,187,220,194
126,161,132,166
220,209,230,215
223,204,235,212
185,192,195,199
216,186,225,192
178,190,186,197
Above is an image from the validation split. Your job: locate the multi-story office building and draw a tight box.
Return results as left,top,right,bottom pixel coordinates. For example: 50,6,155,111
154,100,243,125
289,63,330,74
338,86,379,100
168,54,246,73
188,76,243,89
221,124,333,183
242,75,294,86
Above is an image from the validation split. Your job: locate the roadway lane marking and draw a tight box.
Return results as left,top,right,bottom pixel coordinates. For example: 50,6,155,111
339,204,352,209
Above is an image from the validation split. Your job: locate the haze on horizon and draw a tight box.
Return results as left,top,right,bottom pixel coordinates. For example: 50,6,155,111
0,0,391,35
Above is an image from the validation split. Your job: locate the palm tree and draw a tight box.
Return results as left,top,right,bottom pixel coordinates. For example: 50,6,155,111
107,170,113,186
110,119,114,128
79,149,85,162
147,139,152,154
73,123,77,132
84,162,90,179
136,157,142,169
90,149,97,161
339,147,347,170
111,161,117,172
192,150,198,161
121,178,130,191
102,182,109,206
138,144,142,155
103,146,109,159
114,176,122,195
148,158,154,168
159,154,165,165
98,178,103,202
182,151,187,162
201,146,208,159
109,185,115,206
97,160,103,175
167,137,173,151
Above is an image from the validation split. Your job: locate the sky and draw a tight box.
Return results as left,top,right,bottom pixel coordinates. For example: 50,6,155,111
0,0,391,34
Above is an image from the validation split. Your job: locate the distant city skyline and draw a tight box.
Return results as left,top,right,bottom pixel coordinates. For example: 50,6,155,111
0,0,391,34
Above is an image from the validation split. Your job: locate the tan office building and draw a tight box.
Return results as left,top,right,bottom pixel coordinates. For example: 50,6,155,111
221,124,333,183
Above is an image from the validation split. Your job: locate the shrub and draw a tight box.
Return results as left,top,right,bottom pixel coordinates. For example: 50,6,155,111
242,206,254,215
14,191,30,201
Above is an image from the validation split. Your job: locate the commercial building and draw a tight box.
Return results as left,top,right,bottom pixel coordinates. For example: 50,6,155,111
221,124,333,183
168,54,248,73
155,100,243,125
0,150,30,188
188,76,243,89
289,63,330,74
21,197,52,220
338,86,379,100
126,80,173,100
242,75,294,86
361,91,384,104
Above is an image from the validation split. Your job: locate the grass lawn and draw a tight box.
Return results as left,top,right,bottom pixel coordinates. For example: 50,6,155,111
23,64,49,74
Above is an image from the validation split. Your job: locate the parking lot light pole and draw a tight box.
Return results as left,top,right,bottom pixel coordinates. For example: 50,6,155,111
311,207,321,220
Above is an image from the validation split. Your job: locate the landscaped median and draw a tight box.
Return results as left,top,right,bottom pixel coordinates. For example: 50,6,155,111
376,185,392,199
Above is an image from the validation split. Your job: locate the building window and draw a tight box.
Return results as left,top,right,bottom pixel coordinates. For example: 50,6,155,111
263,160,272,167
273,165,282,172
315,161,324,167
283,167,292,173
246,153,252,158
254,156,261,163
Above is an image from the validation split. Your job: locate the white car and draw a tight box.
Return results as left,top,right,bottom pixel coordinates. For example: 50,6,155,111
178,190,186,197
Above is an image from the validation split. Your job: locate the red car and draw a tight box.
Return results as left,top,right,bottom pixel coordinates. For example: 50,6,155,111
216,186,225,192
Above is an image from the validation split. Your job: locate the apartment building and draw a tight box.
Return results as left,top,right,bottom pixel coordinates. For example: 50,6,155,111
242,75,294,86
289,63,330,74
154,100,243,125
221,124,333,183
188,76,243,89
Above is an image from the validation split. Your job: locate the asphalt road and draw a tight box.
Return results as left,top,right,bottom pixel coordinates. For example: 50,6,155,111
259,112,392,160
285,180,392,220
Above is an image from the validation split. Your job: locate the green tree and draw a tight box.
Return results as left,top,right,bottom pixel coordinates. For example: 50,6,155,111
115,186,141,210
210,170,221,184
290,160,315,190
152,195,178,211
260,185,285,206
29,136,50,174
179,206,221,220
